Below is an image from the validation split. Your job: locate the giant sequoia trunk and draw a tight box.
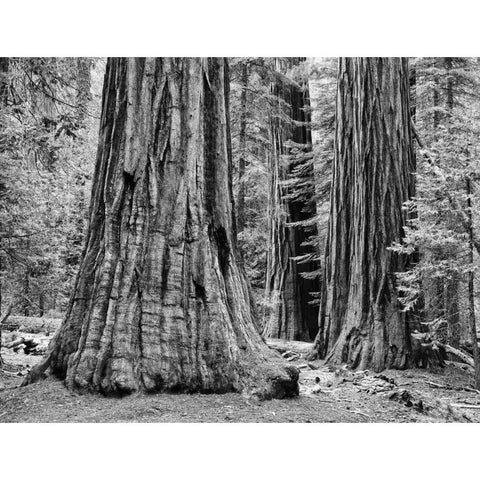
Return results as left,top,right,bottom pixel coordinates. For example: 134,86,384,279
263,58,319,342
311,57,415,371
24,58,298,398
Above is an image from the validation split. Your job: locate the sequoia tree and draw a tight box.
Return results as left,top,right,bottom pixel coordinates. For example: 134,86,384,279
311,57,416,371
263,58,319,341
24,57,298,398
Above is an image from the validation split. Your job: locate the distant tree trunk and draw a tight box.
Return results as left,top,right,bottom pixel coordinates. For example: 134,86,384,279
22,266,31,316
76,58,92,128
443,57,461,348
263,58,319,341
445,57,454,110
0,57,9,106
433,58,441,132
408,63,428,325
24,57,298,398
410,63,417,121
236,62,248,236
38,292,45,317
444,273,460,348
466,175,480,388
311,58,416,371
429,59,447,324
67,58,92,269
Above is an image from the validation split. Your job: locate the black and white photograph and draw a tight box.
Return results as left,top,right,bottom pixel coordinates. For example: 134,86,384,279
1,2,479,478
3,54,480,423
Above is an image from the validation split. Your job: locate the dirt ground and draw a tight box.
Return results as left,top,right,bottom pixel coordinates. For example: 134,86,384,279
1,333,480,423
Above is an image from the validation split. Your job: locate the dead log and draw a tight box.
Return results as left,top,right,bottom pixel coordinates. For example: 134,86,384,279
266,339,313,356
3,337,39,354
437,342,475,367
450,403,480,409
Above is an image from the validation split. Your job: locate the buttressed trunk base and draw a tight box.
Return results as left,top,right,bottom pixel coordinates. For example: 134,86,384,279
24,58,298,399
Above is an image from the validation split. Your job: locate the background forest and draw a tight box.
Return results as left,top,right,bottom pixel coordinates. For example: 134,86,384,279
2,57,480,360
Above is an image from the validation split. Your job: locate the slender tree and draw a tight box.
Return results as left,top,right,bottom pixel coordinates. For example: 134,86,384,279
24,57,298,397
0,57,9,105
263,58,319,341
311,57,416,371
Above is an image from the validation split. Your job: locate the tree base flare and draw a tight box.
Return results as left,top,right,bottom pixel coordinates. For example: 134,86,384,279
22,347,299,400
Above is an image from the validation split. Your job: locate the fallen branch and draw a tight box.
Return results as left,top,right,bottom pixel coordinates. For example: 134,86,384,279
350,410,371,419
4,337,26,349
426,381,480,394
450,403,480,409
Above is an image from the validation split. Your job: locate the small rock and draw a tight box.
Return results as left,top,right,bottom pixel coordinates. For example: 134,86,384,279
311,385,323,394
413,400,424,412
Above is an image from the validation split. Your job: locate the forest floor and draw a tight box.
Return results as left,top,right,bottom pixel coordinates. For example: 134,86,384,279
1,326,480,422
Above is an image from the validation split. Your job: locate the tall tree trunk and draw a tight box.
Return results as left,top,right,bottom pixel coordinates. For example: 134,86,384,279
427,59,446,323
67,58,92,268
445,57,454,110
433,58,441,132
408,62,427,326
263,58,319,341
0,57,9,106
24,57,298,398
22,265,31,316
236,62,248,236
443,57,461,348
311,58,415,371
38,292,45,318
466,175,480,388
76,57,92,128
